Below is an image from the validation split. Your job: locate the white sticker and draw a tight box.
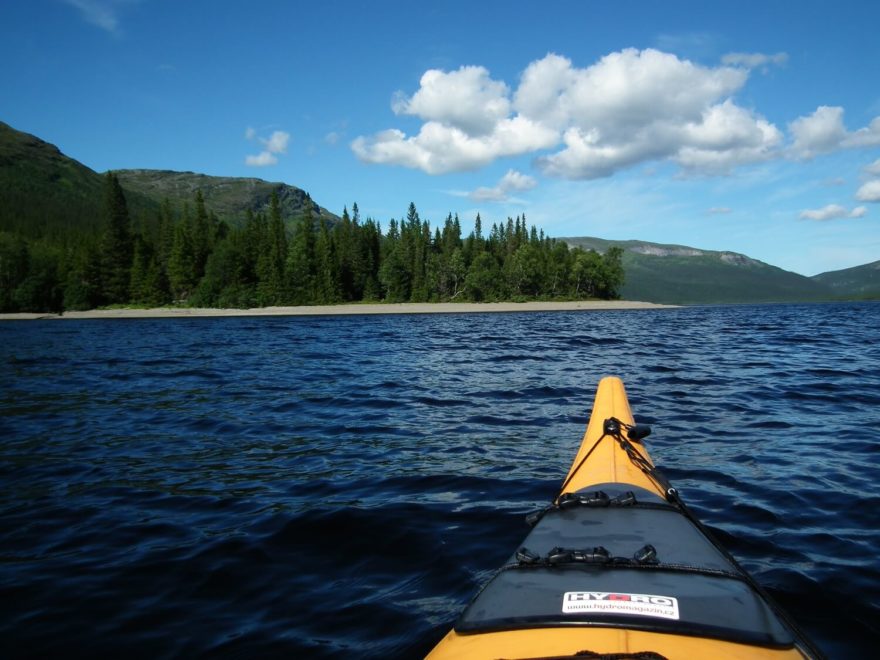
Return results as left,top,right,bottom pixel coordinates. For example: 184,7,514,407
562,591,680,620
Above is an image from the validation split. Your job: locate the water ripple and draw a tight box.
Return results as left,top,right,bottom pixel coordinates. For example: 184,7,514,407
1,302,878,657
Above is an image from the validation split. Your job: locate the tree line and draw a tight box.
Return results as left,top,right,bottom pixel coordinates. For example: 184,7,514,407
0,173,624,312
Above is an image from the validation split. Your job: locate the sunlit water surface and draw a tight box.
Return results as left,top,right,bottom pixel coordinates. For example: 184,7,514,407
1,303,878,658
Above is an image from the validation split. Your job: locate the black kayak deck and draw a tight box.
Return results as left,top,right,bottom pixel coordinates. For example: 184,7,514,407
454,484,796,649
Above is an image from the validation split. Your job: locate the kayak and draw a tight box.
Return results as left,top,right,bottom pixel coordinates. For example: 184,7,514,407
427,376,822,659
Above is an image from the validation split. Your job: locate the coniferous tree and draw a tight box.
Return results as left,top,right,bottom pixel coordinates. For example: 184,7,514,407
98,172,133,304
0,232,29,312
379,218,409,302
314,218,340,303
63,241,102,311
191,190,211,281
286,204,316,304
256,192,287,305
168,215,197,301
129,236,167,306
156,198,175,282
13,242,62,312
360,217,382,300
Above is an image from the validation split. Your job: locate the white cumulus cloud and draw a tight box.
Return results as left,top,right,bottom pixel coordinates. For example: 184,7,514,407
865,159,880,177
789,106,848,159
244,128,290,167
262,130,290,154
392,66,511,136
467,169,537,202
352,117,556,175
245,151,278,167
799,204,867,221
353,48,879,181
789,107,880,159
530,50,778,178
355,48,782,179
843,116,880,149
856,179,880,202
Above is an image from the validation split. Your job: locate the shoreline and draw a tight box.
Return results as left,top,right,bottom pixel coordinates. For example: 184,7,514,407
0,300,675,320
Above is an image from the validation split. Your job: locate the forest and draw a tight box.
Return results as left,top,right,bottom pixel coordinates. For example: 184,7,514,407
0,173,624,313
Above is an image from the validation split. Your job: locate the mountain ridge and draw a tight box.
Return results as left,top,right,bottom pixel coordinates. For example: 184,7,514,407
558,236,867,304
112,168,338,229
1,119,876,305
0,121,338,238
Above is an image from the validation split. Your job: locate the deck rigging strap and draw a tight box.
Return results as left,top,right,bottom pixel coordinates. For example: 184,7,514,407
527,490,677,526
592,418,826,659
499,651,669,660
508,544,747,582
556,418,675,503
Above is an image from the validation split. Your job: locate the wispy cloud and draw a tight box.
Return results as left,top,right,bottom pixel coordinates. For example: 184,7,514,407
63,0,134,36
799,204,867,221
707,206,732,215
463,169,537,202
244,128,290,167
721,51,788,72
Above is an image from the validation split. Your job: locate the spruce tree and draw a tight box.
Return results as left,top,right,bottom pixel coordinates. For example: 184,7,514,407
191,190,211,280
99,172,133,304
168,216,196,301
256,191,287,305
286,203,316,304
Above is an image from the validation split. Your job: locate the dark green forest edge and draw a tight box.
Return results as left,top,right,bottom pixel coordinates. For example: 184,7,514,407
0,172,624,313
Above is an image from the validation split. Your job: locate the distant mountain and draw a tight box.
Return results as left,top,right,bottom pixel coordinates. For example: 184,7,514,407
3,120,876,306
0,120,156,237
561,237,836,304
812,260,880,300
0,121,337,239
113,169,338,229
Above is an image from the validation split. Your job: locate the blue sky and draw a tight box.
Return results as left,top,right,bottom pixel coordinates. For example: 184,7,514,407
2,0,879,276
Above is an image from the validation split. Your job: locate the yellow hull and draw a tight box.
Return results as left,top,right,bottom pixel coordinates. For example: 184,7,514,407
429,626,806,659
427,376,814,660
559,375,661,497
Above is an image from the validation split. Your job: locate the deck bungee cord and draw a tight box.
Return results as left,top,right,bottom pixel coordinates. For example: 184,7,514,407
427,377,824,660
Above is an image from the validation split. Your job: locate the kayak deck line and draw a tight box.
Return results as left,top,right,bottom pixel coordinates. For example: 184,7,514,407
427,376,824,660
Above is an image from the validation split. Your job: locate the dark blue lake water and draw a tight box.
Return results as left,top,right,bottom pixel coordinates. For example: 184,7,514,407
1,303,879,658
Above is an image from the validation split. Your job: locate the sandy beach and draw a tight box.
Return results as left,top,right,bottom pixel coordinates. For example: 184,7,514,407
0,300,674,320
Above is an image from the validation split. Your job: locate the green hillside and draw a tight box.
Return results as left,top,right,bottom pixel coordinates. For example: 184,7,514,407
812,260,880,299
561,237,835,304
0,121,156,239
0,121,336,239
113,169,338,230
0,120,628,313
2,119,876,311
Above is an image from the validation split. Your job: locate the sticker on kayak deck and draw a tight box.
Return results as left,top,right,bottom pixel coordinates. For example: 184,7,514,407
562,591,679,620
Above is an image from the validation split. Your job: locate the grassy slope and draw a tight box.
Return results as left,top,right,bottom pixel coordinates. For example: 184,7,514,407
0,120,108,237
562,236,835,304
812,260,880,299
0,121,336,241
113,169,339,229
